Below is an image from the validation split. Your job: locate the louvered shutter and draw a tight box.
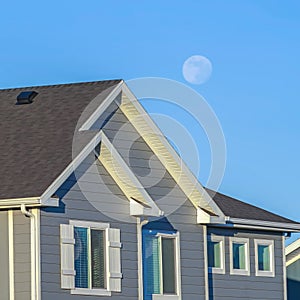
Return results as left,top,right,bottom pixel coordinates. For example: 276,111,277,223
106,228,122,292
60,224,75,289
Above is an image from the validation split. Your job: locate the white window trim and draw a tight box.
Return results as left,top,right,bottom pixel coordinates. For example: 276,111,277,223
254,239,275,277
152,232,182,300
207,235,225,274
69,220,112,296
229,237,250,276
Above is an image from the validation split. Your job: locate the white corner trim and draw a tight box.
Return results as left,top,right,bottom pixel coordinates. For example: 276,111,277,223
254,239,275,277
79,80,124,131
8,210,15,300
203,226,209,300
207,235,225,275
229,237,250,276
137,218,148,300
32,209,41,300
283,236,287,300
286,238,300,255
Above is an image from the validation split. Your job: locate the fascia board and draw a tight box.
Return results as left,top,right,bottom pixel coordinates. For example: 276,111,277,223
79,80,124,131
39,131,103,205
286,238,300,255
0,197,41,208
225,217,300,232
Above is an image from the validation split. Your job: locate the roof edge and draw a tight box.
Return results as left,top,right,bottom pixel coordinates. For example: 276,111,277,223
227,217,300,232
0,196,58,209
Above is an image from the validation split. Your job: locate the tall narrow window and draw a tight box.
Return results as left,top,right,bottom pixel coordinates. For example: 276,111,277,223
74,227,106,289
162,237,176,294
207,235,225,274
142,229,181,300
255,239,274,277
230,237,250,276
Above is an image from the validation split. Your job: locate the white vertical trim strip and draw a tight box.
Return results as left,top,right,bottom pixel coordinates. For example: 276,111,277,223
283,236,287,300
8,210,14,300
32,209,41,300
137,218,147,300
30,209,36,300
203,225,209,300
175,232,182,300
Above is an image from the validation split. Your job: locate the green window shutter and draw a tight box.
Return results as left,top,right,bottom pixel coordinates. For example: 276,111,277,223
91,229,105,288
106,228,122,292
60,224,75,289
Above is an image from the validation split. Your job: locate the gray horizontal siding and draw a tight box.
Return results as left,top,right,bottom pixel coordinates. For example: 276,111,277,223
0,211,9,300
40,159,138,300
207,227,284,300
14,210,31,300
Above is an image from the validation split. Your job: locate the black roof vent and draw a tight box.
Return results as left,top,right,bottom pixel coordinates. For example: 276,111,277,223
16,91,38,104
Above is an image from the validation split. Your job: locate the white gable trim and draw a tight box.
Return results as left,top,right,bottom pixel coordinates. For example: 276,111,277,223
286,238,300,256
120,83,225,219
79,80,124,131
98,133,163,217
39,131,103,205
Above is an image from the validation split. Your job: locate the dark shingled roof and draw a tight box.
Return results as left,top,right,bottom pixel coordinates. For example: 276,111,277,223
0,80,121,199
205,188,297,224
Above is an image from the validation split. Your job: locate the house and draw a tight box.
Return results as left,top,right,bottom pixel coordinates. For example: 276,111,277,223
0,79,299,300
286,239,300,300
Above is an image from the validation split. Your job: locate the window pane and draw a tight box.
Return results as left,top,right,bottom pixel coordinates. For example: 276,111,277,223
258,245,270,271
74,227,89,288
91,229,105,288
162,238,176,294
144,235,161,294
233,243,246,270
208,241,221,268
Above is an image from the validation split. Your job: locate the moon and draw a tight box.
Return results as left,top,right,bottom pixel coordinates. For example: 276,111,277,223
182,55,212,85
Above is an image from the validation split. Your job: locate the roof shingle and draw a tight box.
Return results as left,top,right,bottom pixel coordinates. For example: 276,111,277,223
205,188,297,224
0,80,121,199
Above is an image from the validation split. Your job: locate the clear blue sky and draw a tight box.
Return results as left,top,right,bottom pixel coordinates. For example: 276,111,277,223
1,1,300,240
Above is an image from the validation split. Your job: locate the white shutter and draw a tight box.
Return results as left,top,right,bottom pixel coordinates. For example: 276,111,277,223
60,224,75,289
106,228,122,292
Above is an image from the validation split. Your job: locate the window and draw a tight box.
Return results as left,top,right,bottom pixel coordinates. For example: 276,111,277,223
255,239,275,277
207,235,225,274
74,227,105,289
60,220,122,296
142,229,181,300
230,237,250,276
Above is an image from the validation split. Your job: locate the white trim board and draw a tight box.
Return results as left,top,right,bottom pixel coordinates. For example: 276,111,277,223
120,83,225,219
286,238,300,255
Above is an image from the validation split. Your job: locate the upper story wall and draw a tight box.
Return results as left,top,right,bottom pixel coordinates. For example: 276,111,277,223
207,227,285,300
40,105,209,300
